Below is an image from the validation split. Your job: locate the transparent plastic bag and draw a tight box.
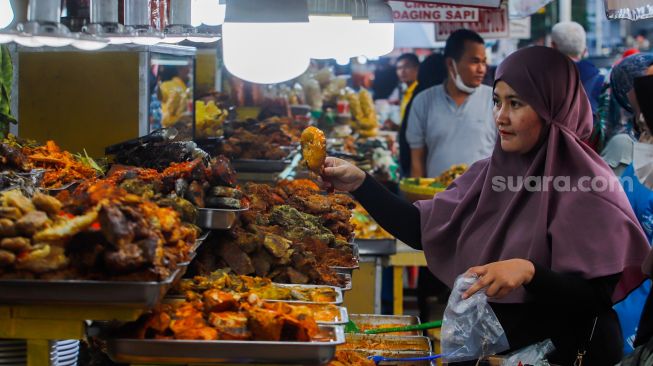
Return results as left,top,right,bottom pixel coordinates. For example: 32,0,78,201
441,274,510,363
502,339,555,366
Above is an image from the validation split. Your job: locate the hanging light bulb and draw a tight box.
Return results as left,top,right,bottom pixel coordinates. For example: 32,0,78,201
0,0,15,29
364,0,394,58
223,0,311,84
336,57,350,66
191,0,226,26
308,0,361,60
357,55,367,64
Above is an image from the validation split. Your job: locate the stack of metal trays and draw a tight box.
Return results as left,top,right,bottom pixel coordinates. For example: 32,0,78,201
49,340,79,366
348,314,422,336
196,207,249,230
105,325,345,365
231,147,298,173
0,268,181,308
354,238,397,256
338,334,433,366
0,339,26,365
330,243,360,276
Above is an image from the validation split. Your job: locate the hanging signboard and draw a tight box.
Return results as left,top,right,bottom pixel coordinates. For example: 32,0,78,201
509,17,531,39
389,1,480,22
434,4,509,40
605,0,653,20
390,0,501,7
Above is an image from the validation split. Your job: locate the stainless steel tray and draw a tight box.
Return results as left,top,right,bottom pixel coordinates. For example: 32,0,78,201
341,334,432,352
330,243,360,275
196,207,248,230
349,314,421,336
310,305,348,326
338,273,352,291
0,268,180,308
105,325,345,365
355,238,397,256
177,251,197,268
337,349,434,366
271,283,344,305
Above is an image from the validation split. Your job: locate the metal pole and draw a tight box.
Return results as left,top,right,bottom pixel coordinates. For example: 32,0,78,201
559,0,572,22
595,0,603,55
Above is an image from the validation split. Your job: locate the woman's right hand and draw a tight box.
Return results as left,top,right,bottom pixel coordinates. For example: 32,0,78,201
322,157,366,192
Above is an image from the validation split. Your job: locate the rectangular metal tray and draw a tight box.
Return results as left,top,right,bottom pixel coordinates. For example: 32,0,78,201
330,243,360,275
177,251,197,268
349,314,421,336
271,283,344,305
355,238,397,256
196,207,247,230
311,305,348,326
0,268,181,308
341,334,432,352
338,273,352,291
231,148,298,173
337,349,434,366
105,325,345,365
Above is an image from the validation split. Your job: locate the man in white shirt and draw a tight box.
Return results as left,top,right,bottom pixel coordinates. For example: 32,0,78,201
406,29,496,178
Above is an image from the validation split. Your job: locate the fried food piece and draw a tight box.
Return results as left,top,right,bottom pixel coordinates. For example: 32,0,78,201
33,208,98,242
207,311,251,340
0,218,17,237
0,249,15,266
99,205,134,247
247,307,284,341
300,127,326,174
103,243,147,273
15,244,68,273
203,289,238,313
0,207,22,220
14,211,51,236
1,190,35,214
0,237,31,253
170,302,218,340
31,193,62,216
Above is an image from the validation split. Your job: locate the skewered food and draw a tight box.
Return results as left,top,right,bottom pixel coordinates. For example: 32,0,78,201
300,126,326,174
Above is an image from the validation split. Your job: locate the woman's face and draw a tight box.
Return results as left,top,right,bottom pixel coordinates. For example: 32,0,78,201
493,81,543,154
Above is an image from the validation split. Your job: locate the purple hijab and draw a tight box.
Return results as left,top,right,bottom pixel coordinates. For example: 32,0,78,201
416,46,650,303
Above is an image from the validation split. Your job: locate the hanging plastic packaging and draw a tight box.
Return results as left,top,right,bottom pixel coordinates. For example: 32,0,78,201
441,274,510,363
502,339,555,366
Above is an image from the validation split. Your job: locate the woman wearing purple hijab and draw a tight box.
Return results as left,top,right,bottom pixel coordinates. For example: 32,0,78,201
324,46,650,364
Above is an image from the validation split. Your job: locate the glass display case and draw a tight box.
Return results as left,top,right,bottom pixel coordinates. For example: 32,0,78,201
15,43,196,157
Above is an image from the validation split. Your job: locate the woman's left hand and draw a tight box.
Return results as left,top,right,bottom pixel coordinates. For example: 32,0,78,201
462,259,536,300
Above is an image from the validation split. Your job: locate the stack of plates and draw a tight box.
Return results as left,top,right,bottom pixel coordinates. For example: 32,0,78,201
0,339,26,366
49,340,79,366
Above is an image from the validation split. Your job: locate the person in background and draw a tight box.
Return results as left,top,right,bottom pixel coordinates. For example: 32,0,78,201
392,53,420,121
406,29,495,178
398,53,447,177
551,22,603,115
372,58,399,101
601,53,653,176
551,21,605,152
607,70,653,357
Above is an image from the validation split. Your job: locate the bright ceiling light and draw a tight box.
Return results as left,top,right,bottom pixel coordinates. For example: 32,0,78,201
308,0,363,60
223,0,311,84
364,0,394,58
191,0,226,26
167,0,220,44
0,0,14,29
357,55,367,64
336,57,351,66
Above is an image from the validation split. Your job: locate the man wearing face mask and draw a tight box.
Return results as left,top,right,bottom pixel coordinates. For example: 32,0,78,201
406,29,496,178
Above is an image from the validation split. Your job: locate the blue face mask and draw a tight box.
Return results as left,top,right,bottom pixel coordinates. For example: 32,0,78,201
451,62,478,94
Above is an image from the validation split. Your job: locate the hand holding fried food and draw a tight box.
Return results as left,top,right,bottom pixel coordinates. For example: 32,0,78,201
301,127,327,174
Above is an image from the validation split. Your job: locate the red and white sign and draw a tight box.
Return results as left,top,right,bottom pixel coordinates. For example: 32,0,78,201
389,1,480,22
434,4,509,40
391,0,501,7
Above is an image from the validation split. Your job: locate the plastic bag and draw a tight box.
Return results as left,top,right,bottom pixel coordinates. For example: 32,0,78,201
441,274,510,363
502,339,555,366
